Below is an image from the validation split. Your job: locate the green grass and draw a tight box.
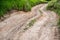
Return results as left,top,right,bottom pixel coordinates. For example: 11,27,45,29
24,19,36,30
28,19,36,27
0,0,49,17
47,0,60,15
47,0,60,28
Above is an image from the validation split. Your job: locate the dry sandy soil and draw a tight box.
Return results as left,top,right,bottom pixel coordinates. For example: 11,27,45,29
0,4,59,40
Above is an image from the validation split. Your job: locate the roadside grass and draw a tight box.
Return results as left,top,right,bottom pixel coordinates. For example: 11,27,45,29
0,0,49,17
47,0,60,15
47,0,60,28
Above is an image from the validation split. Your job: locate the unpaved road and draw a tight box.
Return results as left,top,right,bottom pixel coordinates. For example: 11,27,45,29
0,4,59,40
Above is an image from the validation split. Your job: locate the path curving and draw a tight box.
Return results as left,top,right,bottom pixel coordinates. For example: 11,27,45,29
0,4,59,40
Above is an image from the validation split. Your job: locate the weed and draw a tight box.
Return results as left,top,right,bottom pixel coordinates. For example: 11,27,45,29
28,19,36,27
24,19,36,30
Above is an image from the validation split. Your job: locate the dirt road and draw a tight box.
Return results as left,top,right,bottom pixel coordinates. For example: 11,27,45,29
0,4,59,40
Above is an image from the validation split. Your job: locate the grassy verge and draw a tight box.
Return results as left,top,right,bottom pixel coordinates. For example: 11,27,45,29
47,0,60,15
0,0,49,17
47,0,60,28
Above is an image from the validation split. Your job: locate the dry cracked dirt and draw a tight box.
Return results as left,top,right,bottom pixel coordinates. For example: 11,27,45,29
0,4,59,40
